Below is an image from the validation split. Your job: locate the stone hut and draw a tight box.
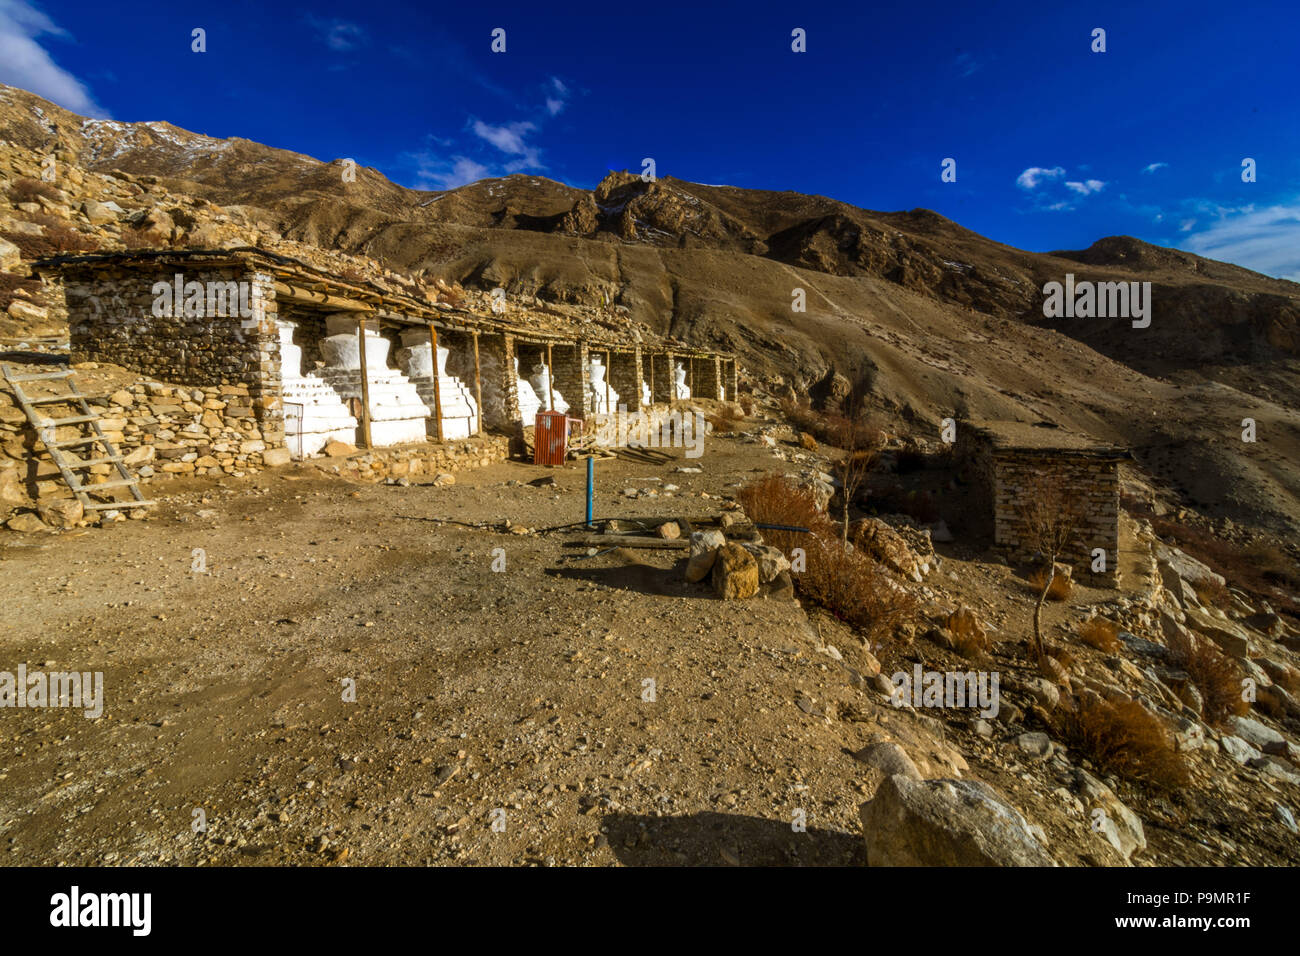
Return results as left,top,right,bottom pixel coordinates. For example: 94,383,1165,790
955,419,1128,586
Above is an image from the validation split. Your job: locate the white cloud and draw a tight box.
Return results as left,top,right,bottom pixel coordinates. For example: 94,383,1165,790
1181,201,1300,282
546,97,564,116
306,16,366,52
408,152,490,190
1142,162,1168,174
1015,166,1065,190
472,119,535,156
1065,179,1106,196
0,0,105,117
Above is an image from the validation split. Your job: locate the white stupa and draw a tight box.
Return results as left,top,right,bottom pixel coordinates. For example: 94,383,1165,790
588,355,620,414
313,315,431,446
515,356,542,423
276,319,358,457
673,361,692,400
530,362,569,414
396,330,478,439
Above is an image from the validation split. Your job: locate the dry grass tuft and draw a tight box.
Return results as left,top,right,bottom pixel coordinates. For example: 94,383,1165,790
8,177,62,204
945,607,989,659
1078,617,1121,652
1166,628,1249,726
1052,695,1189,789
1029,567,1073,601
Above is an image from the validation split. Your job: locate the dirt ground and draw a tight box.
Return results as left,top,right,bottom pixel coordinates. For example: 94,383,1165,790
0,431,902,866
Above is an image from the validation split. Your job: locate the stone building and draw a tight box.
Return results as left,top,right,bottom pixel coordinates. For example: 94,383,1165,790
955,419,1128,586
30,247,738,467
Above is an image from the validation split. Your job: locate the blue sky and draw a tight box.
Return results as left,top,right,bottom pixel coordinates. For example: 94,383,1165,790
3,0,1298,279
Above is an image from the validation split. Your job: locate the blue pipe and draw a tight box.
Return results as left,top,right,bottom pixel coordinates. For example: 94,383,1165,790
586,455,594,529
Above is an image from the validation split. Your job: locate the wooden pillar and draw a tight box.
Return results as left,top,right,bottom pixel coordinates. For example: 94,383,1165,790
356,316,373,448
603,349,611,413
689,356,695,397
472,331,483,436
546,343,555,413
648,352,655,404
427,323,444,442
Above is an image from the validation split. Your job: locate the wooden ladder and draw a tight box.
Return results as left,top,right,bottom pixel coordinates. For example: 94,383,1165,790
1,363,155,515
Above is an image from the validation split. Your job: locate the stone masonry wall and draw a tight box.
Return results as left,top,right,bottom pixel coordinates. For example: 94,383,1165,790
992,452,1121,585
551,343,590,419
608,348,643,412
650,353,672,404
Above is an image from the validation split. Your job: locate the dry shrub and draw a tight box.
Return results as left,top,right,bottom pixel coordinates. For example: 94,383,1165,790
2,222,99,259
737,473,915,641
1053,695,1189,789
1029,567,1072,601
806,534,918,641
737,475,829,552
1167,628,1248,726
738,395,754,416
946,608,989,659
8,177,61,204
799,431,818,451
1192,576,1230,608
1078,616,1120,652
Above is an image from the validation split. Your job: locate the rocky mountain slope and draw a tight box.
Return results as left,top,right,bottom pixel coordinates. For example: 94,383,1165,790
3,83,1300,534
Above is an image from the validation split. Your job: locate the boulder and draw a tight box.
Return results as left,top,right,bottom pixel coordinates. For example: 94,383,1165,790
767,569,795,600
1225,715,1290,756
1075,769,1147,863
711,542,759,600
852,741,922,781
6,299,47,323
260,447,292,467
82,200,123,225
38,497,83,529
0,236,20,271
1219,734,1262,765
851,517,923,581
6,512,51,533
1016,731,1054,759
684,530,725,583
740,542,791,584
0,468,27,508
322,440,357,457
860,776,1055,867
1185,607,1253,658
1154,542,1225,591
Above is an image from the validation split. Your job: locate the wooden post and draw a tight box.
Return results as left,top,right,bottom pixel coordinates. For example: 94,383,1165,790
428,323,444,442
689,356,695,397
603,349,611,413
649,353,655,404
546,343,555,414
356,316,373,448
472,332,483,436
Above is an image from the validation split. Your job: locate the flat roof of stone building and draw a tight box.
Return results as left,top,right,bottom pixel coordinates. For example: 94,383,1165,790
963,419,1129,458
